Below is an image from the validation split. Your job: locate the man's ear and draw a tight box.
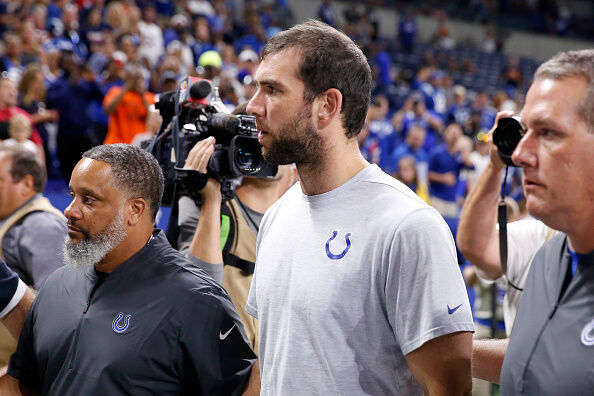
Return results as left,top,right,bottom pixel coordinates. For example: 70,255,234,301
126,198,147,227
315,88,343,130
19,174,35,196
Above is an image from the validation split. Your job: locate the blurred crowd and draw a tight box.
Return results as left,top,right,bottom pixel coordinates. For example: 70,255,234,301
0,0,294,179
0,0,561,243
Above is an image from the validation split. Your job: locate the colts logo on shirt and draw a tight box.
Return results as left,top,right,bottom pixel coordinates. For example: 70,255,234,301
325,231,352,260
581,318,594,347
112,312,132,334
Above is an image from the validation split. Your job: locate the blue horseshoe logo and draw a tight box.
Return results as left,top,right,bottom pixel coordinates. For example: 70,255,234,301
325,231,352,260
112,312,131,334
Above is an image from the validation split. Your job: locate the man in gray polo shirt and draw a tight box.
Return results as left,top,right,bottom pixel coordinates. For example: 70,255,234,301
473,49,594,394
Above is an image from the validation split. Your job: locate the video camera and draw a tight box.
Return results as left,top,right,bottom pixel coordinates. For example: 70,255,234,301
148,76,277,205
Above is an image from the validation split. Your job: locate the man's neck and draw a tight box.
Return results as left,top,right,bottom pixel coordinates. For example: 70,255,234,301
297,139,368,196
236,180,279,214
94,228,154,273
567,229,594,255
0,193,38,221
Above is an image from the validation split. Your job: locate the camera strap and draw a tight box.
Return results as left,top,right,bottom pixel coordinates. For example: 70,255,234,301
498,166,524,292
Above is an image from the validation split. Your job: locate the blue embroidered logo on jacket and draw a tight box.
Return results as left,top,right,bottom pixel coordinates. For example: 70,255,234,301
325,231,352,260
112,312,131,334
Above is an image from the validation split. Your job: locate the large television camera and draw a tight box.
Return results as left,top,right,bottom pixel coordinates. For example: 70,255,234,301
147,76,277,205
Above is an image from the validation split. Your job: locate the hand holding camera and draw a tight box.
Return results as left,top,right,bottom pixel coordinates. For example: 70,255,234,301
488,111,518,169
183,136,221,202
491,111,523,167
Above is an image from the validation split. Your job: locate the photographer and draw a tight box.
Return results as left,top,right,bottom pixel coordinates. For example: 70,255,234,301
457,111,555,335
103,64,156,145
177,103,297,353
472,49,594,394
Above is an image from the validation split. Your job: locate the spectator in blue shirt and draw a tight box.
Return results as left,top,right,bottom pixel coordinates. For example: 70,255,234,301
447,85,472,132
428,122,473,220
367,94,400,172
46,50,104,179
390,125,428,183
393,93,444,153
398,8,417,52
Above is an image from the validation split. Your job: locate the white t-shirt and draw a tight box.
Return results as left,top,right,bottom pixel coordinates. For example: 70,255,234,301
247,165,474,395
476,218,554,335
137,21,164,68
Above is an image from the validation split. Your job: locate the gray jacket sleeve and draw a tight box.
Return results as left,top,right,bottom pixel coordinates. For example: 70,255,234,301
7,211,67,290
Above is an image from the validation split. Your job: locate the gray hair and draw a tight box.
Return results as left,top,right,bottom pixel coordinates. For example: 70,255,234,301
534,49,594,131
82,144,164,221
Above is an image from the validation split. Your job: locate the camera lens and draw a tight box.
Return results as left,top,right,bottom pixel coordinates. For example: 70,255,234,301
492,116,523,166
234,142,262,174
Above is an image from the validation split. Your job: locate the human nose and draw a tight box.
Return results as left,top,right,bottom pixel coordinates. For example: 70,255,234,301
64,196,82,222
511,131,537,168
246,89,264,118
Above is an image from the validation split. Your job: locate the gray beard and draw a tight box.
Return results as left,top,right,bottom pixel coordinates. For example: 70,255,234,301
63,209,127,268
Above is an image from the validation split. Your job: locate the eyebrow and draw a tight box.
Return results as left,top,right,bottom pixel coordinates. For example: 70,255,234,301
523,117,564,132
256,79,285,90
69,185,104,200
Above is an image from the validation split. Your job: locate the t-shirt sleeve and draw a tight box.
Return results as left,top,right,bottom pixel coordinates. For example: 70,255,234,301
177,195,201,255
506,218,551,288
8,298,42,393
385,207,474,355
179,288,256,395
185,253,223,285
0,259,24,318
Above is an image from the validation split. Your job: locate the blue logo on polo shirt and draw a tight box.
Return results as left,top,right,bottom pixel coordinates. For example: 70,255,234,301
581,318,594,347
325,231,352,260
112,312,131,334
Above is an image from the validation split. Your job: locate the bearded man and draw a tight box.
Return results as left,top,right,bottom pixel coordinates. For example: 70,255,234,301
3,144,257,395
244,20,473,395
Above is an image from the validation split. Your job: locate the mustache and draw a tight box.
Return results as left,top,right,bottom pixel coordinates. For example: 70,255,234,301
67,220,90,239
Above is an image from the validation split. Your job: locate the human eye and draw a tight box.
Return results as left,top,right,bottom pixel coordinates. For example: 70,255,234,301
537,128,556,138
82,195,97,205
264,85,276,94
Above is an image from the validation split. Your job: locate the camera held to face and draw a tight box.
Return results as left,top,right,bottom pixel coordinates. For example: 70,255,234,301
147,76,277,205
492,115,523,166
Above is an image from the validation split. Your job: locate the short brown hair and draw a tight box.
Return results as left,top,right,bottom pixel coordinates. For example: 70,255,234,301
534,49,594,131
261,20,372,138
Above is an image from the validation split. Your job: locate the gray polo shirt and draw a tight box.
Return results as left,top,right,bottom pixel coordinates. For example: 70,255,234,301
500,233,594,394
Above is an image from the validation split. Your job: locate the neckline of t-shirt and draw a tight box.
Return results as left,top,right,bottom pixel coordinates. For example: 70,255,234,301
299,164,376,204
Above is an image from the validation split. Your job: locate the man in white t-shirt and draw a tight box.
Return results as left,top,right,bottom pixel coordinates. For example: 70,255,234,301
243,20,474,395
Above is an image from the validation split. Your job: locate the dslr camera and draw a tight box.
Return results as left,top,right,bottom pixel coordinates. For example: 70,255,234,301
492,115,523,166
147,76,277,204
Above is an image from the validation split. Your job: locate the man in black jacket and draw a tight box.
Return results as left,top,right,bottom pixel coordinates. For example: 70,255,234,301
4,144,257,395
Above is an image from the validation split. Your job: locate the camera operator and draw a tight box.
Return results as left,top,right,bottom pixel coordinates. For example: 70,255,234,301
457,111,555,335
177,103,297,353
471,49,594,394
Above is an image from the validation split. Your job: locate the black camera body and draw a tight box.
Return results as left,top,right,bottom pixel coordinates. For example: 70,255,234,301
148,76,277,205
492,116,523,166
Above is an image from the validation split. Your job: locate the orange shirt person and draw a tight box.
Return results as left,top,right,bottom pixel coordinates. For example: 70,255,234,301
103,65,155,145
